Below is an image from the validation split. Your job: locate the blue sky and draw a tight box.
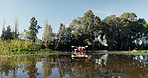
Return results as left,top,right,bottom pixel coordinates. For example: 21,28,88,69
0,0,148,39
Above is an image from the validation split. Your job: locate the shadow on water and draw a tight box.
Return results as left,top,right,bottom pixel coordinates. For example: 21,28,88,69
0,52,148,78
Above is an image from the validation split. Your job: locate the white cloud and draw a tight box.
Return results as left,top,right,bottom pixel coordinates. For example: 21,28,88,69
93,10,113,16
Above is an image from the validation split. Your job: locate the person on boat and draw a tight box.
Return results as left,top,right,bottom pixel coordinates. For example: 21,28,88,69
77,45,82,51
71,45,88,52
81,46,85,50
71,45,89,58
74,48,77,54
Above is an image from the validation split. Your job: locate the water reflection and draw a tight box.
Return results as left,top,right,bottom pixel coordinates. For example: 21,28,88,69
0,53,148,78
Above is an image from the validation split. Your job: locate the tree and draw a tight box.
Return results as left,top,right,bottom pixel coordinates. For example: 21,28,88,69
27,17,41,42
1,25,14,40
14,17,19,39
120,12,137,21
102,15,120,49
62,27,73,46
43,20,52,49
6,26,14,40
100,12,147,50
1,21,6,40
54,23,65,49
69,10,102,47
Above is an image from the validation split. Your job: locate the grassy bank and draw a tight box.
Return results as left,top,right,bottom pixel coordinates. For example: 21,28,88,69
123,50,148,53
0,39,60,55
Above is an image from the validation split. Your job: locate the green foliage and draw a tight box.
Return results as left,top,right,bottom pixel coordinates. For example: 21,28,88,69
1,25,6,40
57,10,148,50
69,10,101,47
27,17,41,42
98,13,147,50
123,50,148,53
48,10,148,50
9,48,59,54
0,39,59,55
1,25,14,40
54,23,66,49
0,10,148,50
43,20,52,48
120,12,137,21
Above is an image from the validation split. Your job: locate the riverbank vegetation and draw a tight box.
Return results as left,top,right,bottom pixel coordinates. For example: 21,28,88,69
123,50,148,53
0,40,59,55
0,10,148,55
0,17,59,55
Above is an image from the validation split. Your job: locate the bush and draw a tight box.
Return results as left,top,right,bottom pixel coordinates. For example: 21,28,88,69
0,39,59,55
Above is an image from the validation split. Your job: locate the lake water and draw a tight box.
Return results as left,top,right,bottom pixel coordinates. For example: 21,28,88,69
0,52,148,78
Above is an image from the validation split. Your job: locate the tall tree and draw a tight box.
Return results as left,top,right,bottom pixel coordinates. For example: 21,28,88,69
102,15,119,49
27,17,41,42
6,25,14,40
1,25,14,40
14,17,19,39
69,10,102,47
55,23,65,49
43,20,52,48
120,12,137,21
1,21,6,40
100,13,147,50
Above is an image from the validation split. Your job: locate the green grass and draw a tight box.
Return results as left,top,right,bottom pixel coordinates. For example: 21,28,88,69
123,50,148,53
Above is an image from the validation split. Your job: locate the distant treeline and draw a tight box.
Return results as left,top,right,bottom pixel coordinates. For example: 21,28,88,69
1,10,148,50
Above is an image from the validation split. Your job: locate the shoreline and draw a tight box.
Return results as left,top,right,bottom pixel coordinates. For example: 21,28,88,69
0,52,68,58
1,50,148,58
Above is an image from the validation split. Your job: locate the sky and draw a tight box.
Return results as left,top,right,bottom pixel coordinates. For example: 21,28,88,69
0,0,148,39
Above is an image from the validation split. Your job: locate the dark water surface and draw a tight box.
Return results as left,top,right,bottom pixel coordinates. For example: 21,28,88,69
0,52,148,78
